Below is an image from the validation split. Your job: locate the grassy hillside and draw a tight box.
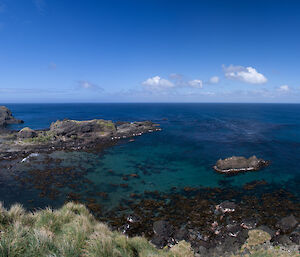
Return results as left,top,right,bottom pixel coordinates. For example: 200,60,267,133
0,202,298,257
0,202,194,257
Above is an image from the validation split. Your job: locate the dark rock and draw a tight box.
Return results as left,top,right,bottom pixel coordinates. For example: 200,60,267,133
153,220,174,238
290,226,300,244
174,227,189,241
216,201,236,213
220,236,243,254
276,215,298,233
226,224,242,237
241,218,258,229
197,246,208,256
0,106,23,127
18,127,37,139
272,235,294,246
151,220,176,248
236,229,249,244
151,235,166,248
257,225,275,237
214,155,269,174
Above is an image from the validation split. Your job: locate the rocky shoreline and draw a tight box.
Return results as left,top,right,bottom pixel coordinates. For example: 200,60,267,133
0,106,299,256
0,106,161,161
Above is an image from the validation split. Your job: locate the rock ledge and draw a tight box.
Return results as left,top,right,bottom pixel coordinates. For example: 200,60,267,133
0,106,23,128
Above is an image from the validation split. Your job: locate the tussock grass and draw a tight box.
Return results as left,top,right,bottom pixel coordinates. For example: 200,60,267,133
0,202,194,257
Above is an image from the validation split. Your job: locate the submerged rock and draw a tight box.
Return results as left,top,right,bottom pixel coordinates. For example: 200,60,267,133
0,106,23,128
214,155,269,174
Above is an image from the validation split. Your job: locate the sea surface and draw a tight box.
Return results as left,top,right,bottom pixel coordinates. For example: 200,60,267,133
1,103,300,212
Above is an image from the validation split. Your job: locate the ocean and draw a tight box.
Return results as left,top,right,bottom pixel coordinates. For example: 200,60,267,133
1,103,300,214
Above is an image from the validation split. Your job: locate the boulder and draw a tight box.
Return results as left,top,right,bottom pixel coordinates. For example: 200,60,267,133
289,225,300,244
0,106,23,127
151,220,175,248
151,235,167,249
18,127,37,139
174,227,189,241
153,220,174,238
240,218,258,230
272,235,294,246
214,156,269,174
216,201,236,213
276,215,298,233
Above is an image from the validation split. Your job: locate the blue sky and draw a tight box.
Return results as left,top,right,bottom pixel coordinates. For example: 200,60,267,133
0,0,299,103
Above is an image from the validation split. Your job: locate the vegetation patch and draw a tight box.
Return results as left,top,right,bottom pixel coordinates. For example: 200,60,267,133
22,132,54,144
0,202,194,257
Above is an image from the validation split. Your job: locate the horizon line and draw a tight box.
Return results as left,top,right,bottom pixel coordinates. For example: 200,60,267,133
1,102,300,105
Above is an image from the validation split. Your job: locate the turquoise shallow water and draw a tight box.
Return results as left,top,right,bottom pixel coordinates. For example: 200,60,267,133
1,103,300,210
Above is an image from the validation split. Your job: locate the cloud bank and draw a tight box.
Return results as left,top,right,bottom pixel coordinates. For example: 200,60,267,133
142,75,208,92
188,79,203,88
142,76,174,91
223,65,267,84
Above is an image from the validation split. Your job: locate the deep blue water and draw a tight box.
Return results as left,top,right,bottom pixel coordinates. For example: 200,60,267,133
2,103,300,210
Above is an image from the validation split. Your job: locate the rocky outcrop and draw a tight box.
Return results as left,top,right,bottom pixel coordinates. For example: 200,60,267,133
18,127,37,139
214,156,269,174
50,119,116,137
0,106,23,127
276,215,298,233
0,117,161,160
151,220,175,248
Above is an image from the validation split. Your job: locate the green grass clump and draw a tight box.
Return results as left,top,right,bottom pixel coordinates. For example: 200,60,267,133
22,132,54,144
0,202,194,257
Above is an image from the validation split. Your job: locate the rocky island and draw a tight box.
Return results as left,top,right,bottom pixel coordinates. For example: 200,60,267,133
0,106,161,160
0,105,23,128
214,155,269,174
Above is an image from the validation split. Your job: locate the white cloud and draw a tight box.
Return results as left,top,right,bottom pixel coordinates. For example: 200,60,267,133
188,79,203,88
278,85,290,92
77,80,102,91
223,65,267,84
142,76,174,91
209,76,219,84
